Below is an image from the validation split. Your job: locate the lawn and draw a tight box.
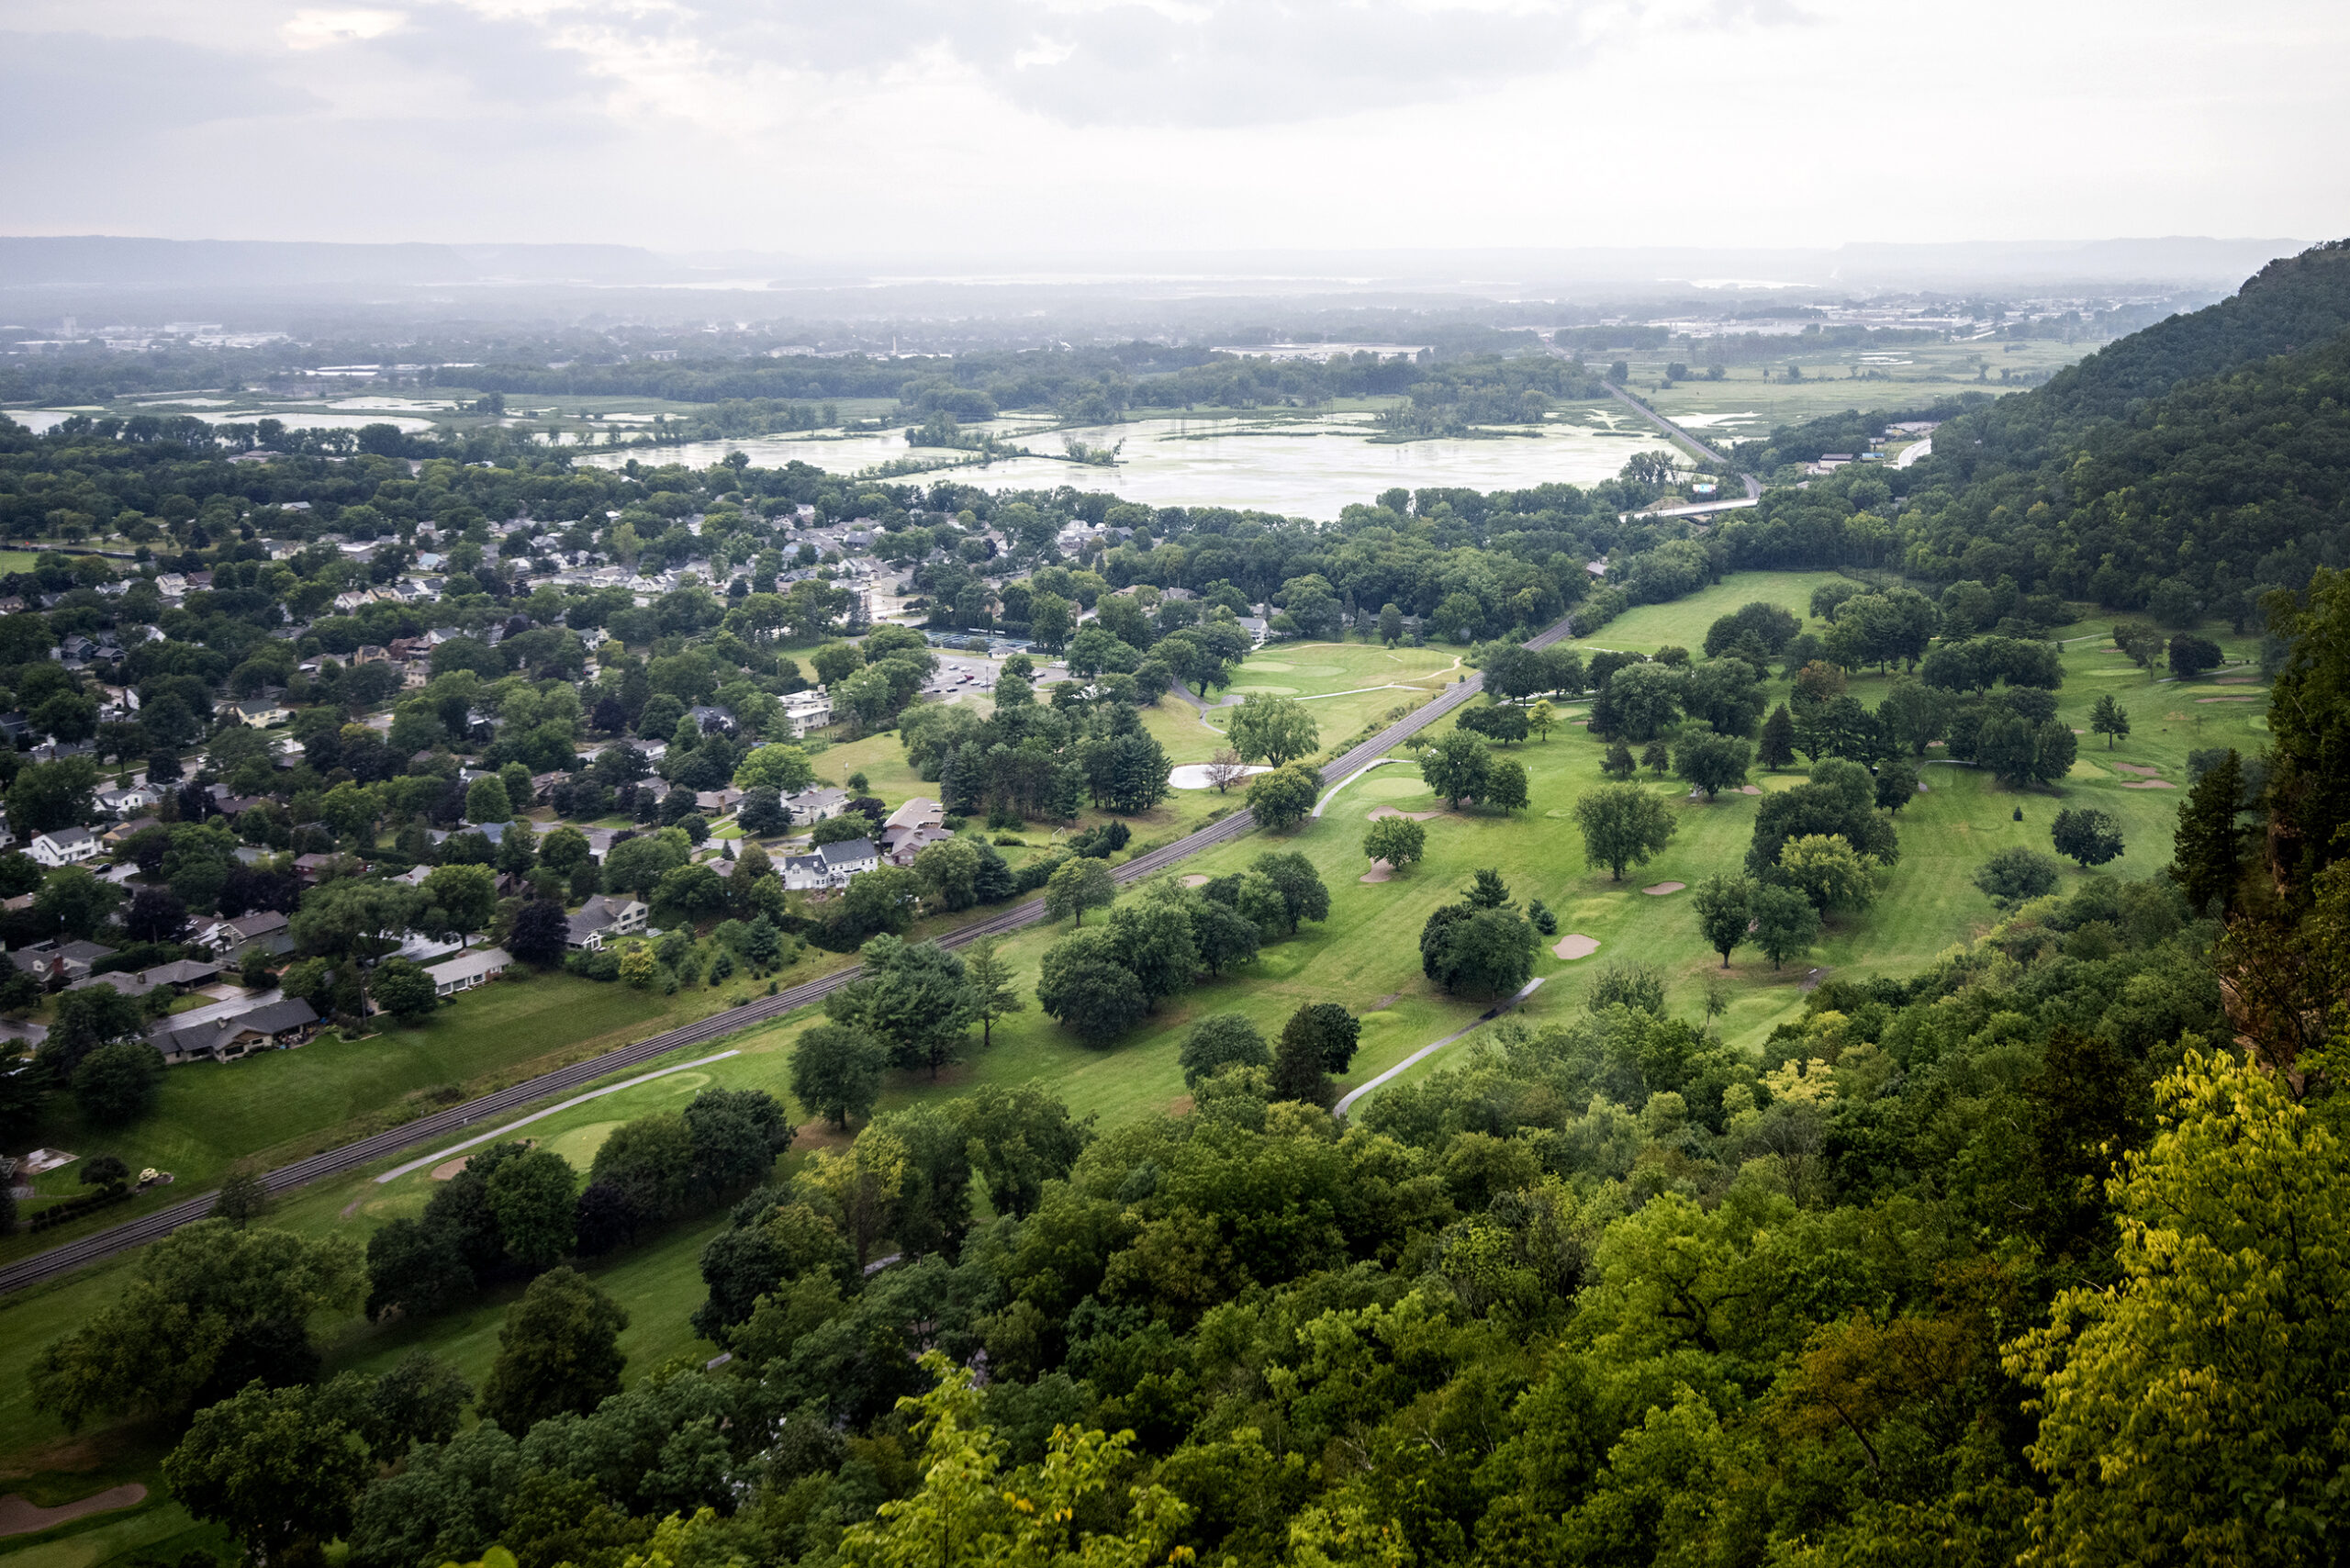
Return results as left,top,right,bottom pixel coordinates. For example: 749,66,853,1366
0,972,733,1265
0,587,2271,1559
1572,570,1852,655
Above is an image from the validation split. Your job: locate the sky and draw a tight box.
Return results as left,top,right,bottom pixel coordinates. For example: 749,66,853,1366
4,0,2345,257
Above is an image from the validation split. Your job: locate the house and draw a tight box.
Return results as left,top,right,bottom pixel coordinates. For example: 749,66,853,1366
29,827,101,868
103,816,160,846
67,969,160,1000
426,946,510,996
294,853,362,884
565,894,649,951
95,784,160,817
782,836,878,892
149,995,320,1065
781,689,834,736
880,798,951,865
12,939,119,988
195,909,291,957
354,644,391,664
230,698,290,728
693,787,745,815
781,786,851,824
1235,616,1270,646
140,958,223,991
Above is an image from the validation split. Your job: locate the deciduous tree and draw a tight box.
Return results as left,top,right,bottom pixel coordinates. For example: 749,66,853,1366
1573,784,1677,881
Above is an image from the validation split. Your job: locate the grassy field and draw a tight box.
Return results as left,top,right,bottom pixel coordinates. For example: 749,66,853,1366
0,583,2271,1564
0,973,744,1266
1630,337,2103,442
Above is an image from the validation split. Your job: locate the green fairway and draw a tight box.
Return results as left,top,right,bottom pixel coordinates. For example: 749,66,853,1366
1571,570,1852,655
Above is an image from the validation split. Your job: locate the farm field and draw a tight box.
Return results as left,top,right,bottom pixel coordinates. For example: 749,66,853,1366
0,585,2271,1563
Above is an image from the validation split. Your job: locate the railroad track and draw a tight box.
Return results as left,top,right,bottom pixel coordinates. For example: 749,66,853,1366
0,612,1580,1296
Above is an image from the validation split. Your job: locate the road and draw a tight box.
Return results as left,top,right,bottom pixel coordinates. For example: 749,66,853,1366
0,610,1585,1296
1600,381,1764,500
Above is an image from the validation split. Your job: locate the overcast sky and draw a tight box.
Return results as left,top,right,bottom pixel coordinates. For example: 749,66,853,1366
5,0,2344,257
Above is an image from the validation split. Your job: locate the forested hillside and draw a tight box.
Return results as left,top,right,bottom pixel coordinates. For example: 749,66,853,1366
1715,239,2350,621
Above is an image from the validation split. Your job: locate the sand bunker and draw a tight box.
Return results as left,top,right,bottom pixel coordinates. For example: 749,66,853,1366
1642,881,1686,896
1368,805,1444,822
1180,873,1209,888
2122,779,2178,790
1553,935,1600,960
1740,784,1762,794
430,1156,472,1181
2216,675,2256,684
0,1484,148,1538
2114,763,2163,777
1359,859,1394,883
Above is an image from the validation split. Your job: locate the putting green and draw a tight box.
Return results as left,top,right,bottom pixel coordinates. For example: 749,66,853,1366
1246,660,1294,670
1229,685,1300,696
1360,773,1432,799
1275,664,1345,678
542,1119,625,1171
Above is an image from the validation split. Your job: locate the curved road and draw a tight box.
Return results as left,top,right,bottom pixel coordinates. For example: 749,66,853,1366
0,611,1586,1296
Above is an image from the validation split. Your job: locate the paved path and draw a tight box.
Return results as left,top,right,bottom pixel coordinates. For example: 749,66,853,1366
0,1484,148,1538
0,610,1583,1296
374,1050,742,1183
1331,978,1546,1119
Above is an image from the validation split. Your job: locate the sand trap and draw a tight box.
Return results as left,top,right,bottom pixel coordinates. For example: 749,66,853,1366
2216,675,2257,684
1740,784,1762,794
1642,881,1686,896
1169,762,1272,789
2196,696,2259,703
2122,779,2178,790
0,1484,148,1538
430,1156,472,1181
1553,935,1600,960
2114,763,2163,776
1367,805,1444,822
1180,873,1209,887
1359,859,1394,883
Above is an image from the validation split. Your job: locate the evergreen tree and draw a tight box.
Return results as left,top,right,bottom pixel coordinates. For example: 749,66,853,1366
1758,702,1797,770
2168,749,2245,915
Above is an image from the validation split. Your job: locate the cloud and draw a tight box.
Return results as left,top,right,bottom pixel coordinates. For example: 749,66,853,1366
442,0,1786,130
0,30,319,149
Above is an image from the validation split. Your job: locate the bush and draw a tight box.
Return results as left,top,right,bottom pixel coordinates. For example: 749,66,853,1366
567,947,622,982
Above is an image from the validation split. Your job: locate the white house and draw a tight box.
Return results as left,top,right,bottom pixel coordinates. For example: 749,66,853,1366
781,689,834,737
95,784,160,818
565,894,649,951
781,786,851,823
29,827,101,868
782,836,878,891
425,946,510,996
230,698,290,728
